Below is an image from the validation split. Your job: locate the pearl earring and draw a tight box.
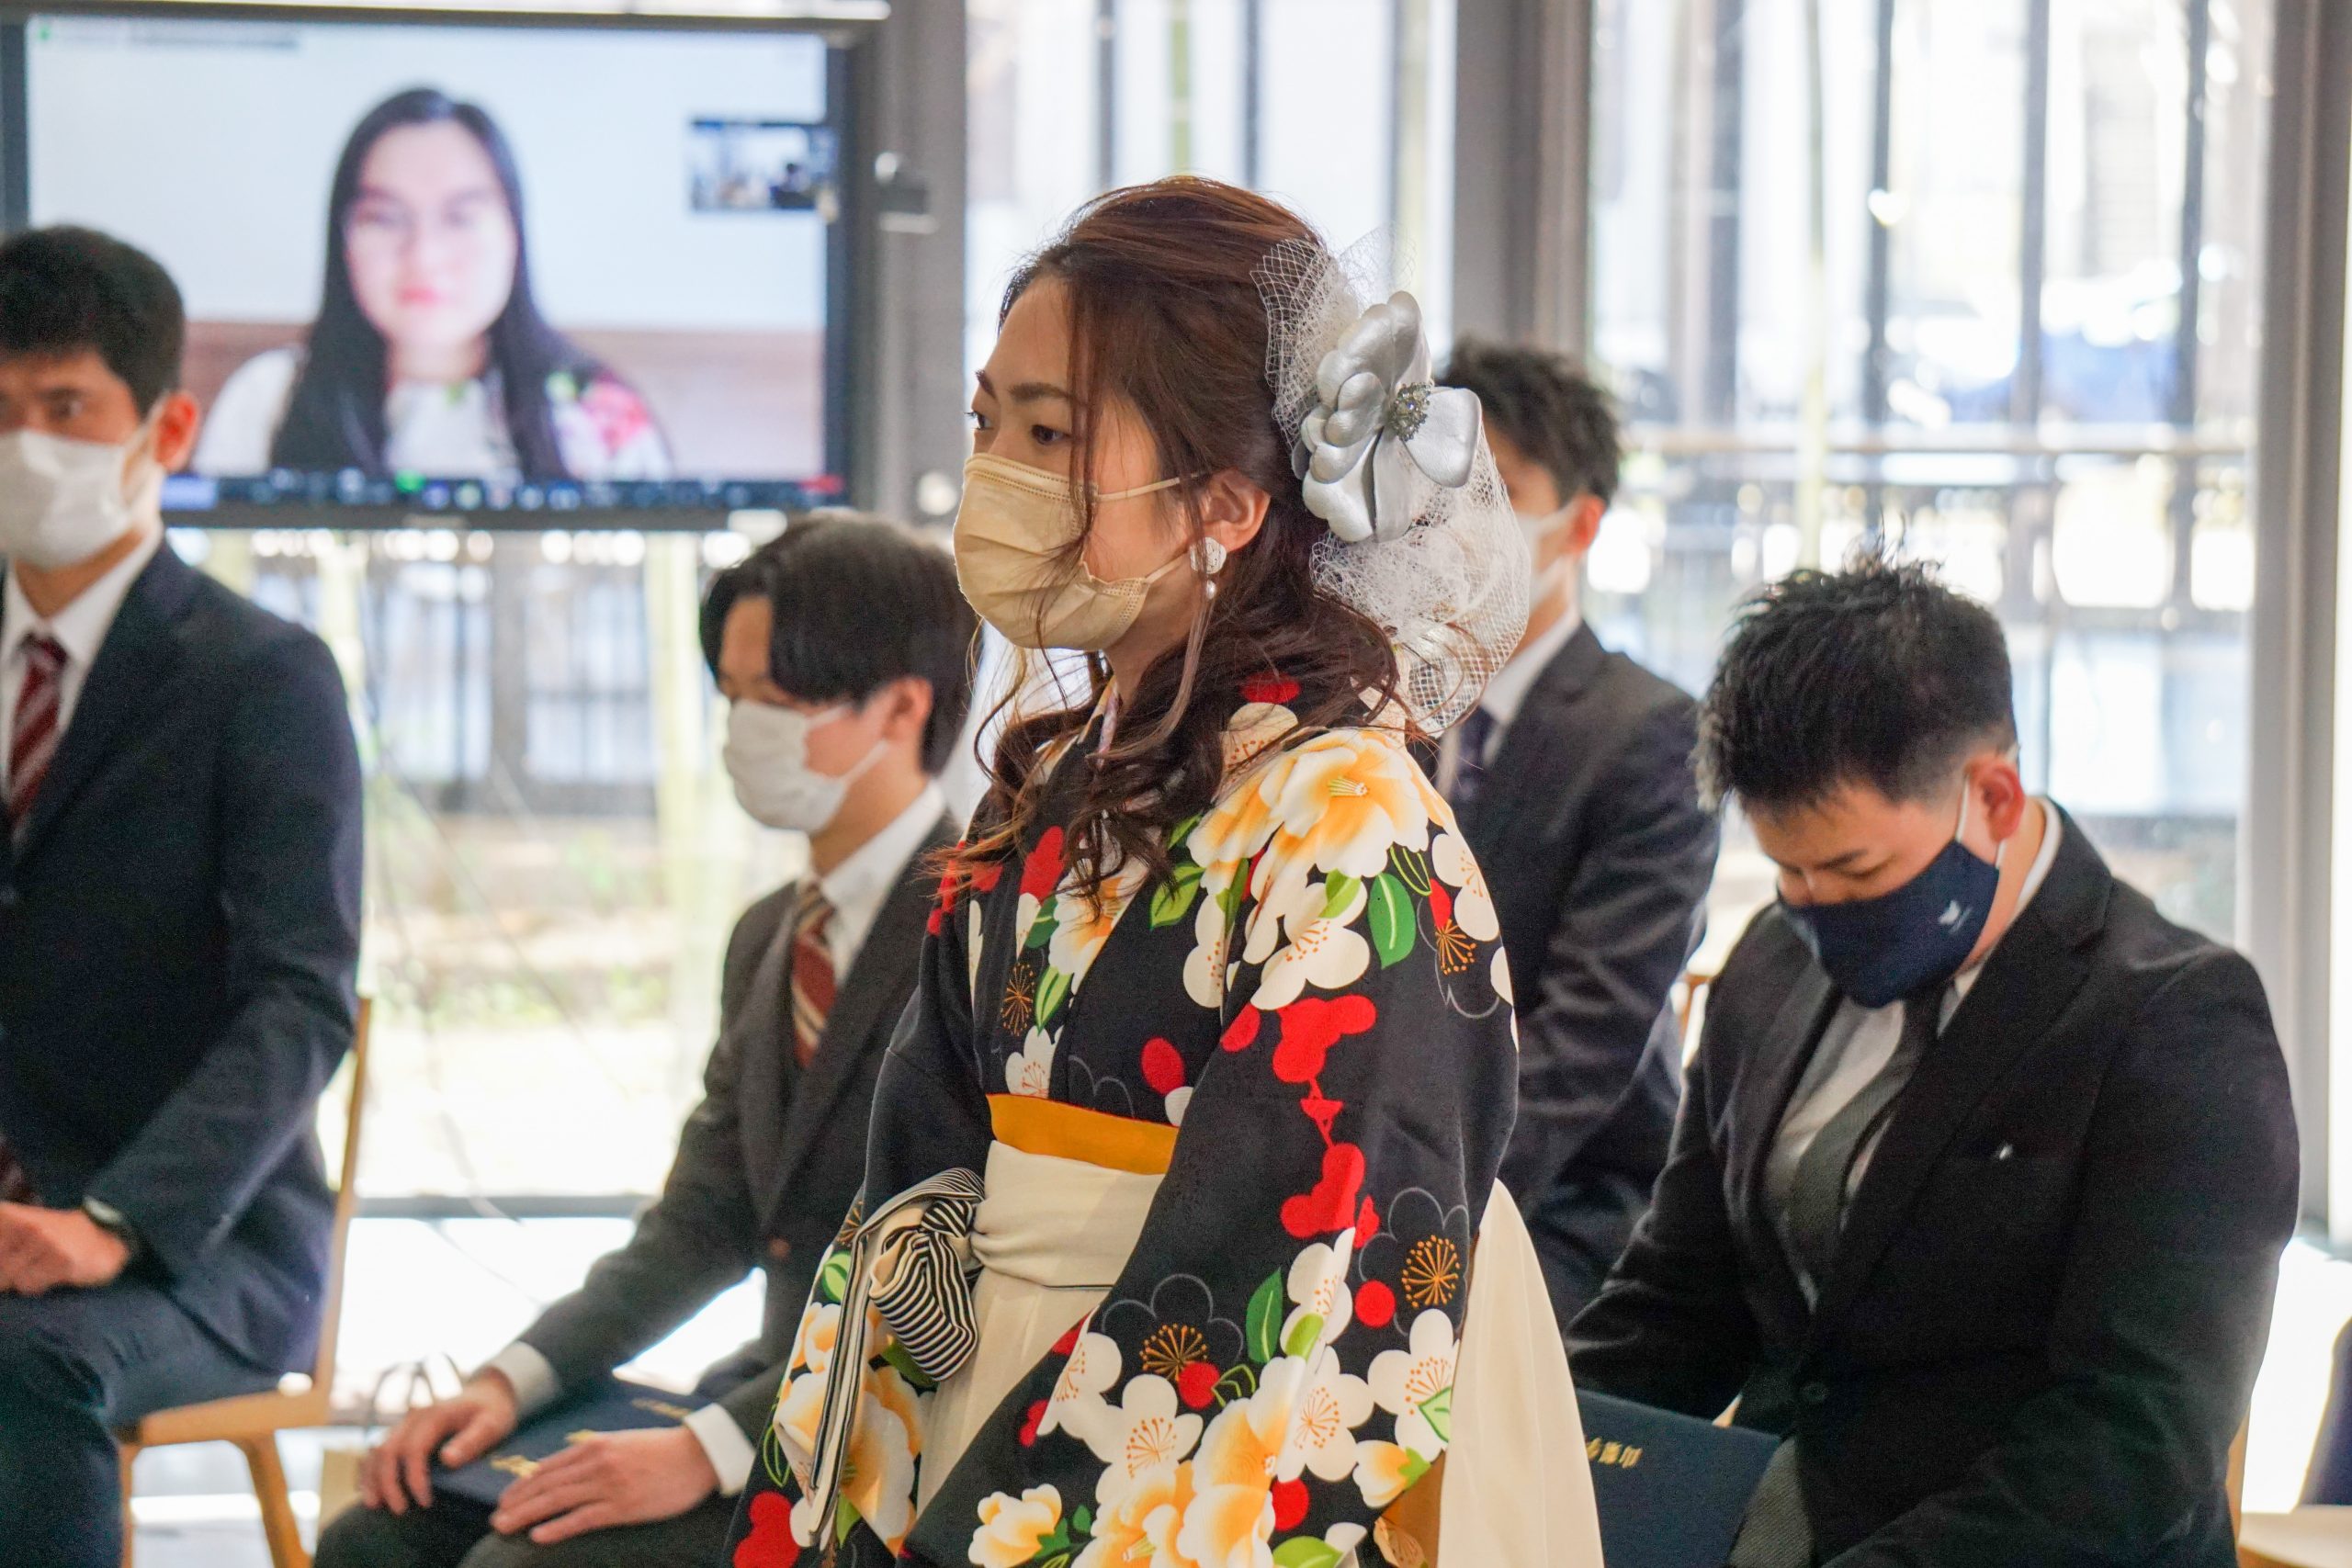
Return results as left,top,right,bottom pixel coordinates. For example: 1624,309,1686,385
1193,537,1229,575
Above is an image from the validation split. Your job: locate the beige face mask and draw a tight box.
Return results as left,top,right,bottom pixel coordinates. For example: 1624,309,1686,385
954,451,1193,650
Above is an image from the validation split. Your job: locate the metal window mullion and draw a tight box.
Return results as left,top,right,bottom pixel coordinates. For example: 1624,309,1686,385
2245,0,2352,1228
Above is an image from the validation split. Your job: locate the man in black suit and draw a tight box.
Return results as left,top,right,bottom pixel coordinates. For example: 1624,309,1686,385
1570,560,2299,1566
321,518,975,1567
1434,342,1719,1323
0,229,364,1567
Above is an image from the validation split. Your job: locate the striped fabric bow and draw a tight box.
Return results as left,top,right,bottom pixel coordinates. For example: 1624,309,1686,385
802,1168,987,1535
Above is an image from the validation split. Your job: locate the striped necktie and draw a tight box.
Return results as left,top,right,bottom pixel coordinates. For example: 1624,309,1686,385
789,886,837,1069
1,635,68,1202
7,634,67,842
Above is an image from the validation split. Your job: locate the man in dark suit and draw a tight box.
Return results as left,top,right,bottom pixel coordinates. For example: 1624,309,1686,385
0,228,364,1567
1570,560,2299,1566
321,518,975,1567
1434,341,1719,1323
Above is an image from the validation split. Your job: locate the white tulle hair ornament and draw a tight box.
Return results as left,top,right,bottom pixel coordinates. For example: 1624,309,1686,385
1254,232,1530,733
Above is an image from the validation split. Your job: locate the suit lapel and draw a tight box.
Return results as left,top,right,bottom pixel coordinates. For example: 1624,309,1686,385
1808,815,2112,1334
1464,623,1607,842
763,820,954,1222
15,548,193,864
735,888,805,1213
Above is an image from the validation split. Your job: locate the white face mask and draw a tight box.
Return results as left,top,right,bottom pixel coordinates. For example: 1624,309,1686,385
1515,502,1574,550
722,697,886,833
1517,502,1581,602
0,423,160,571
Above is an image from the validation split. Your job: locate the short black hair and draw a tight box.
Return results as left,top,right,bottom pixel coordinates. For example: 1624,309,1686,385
1698,558,2017,812
1438,339,1620,507
700,515,978,776
0,226,186,412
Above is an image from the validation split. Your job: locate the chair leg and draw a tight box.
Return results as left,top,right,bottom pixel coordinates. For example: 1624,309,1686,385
237,1436,311,1568
119,1442,141,1568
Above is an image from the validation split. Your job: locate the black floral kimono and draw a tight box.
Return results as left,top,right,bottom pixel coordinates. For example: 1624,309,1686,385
727,686,1518,1568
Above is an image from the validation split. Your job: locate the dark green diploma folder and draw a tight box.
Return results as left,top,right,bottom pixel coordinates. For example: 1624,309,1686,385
1579,1386,1781,1568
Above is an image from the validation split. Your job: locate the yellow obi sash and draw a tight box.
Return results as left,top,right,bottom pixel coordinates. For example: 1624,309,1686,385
986,1093,1177,1175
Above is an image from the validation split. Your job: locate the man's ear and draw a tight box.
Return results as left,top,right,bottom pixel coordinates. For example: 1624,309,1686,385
152,390,201,472
882,675,935,747
1563,493,1606,558
1968,751,2030,842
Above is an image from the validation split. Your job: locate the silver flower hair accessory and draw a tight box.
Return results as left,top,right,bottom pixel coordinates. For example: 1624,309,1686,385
1296,291,1484,544
1255,233,1530,733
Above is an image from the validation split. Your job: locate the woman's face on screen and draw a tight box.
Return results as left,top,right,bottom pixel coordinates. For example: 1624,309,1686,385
343,121,520,378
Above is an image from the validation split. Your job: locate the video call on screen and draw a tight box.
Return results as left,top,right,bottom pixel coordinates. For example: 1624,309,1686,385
22,14,849,519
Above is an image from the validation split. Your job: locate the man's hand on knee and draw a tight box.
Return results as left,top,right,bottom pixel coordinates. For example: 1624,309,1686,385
489,1427,720,1545
0,1204,130,1294
360,1372,520,1516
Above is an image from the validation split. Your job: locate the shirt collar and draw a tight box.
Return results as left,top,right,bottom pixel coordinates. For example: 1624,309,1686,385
2,527,164,671
818,781,946,925
1478,603,1584,727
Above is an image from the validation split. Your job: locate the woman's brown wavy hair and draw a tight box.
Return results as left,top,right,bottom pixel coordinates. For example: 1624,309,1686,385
949,177,1403,901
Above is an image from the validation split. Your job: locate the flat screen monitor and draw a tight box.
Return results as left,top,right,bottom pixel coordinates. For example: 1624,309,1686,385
6,7,862,525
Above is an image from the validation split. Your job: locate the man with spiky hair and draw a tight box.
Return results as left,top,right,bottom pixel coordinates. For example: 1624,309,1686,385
1572,558,2296,1568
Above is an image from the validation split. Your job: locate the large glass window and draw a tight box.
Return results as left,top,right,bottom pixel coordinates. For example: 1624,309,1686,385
1589,0,2270,953
177,527,791,1201
967,0,1458,378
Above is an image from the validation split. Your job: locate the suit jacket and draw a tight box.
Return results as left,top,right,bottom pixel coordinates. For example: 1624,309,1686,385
0,545,363,1371
1455,623,1718,1314
1569,809,2300,1566
517,816,957,1442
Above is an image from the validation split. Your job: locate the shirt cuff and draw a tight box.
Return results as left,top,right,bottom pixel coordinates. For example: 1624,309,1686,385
684,1402,757,1496
481,1343,563,1419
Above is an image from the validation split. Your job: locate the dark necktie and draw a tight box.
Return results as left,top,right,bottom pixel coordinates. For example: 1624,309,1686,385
1445,705,1499,811
788,887,837,1069
8,634,66,842
1734,989,1946,1568
1785,987,1943,1291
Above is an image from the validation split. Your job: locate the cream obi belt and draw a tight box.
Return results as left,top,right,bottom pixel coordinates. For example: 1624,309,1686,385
799,1095,1601,1568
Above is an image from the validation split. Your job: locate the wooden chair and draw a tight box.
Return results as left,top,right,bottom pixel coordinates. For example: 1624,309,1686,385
1677,964,1720,1049
118,998,372,1568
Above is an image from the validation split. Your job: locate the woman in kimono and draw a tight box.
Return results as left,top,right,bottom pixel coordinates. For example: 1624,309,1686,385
727,177,1600,1568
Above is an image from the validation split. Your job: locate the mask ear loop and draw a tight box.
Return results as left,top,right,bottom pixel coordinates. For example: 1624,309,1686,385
817,694,896,789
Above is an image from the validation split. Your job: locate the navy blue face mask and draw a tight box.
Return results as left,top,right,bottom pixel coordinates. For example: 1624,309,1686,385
1781,788,2004,1009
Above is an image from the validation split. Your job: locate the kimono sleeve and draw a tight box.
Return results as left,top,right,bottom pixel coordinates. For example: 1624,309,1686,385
909,728,1519,1568
729,848,999,1567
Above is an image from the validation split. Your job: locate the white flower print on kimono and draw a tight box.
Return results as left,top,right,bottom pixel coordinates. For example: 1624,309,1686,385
1080,1375,1204,1506
1283,1230,1357,1356
1369,1309,1458,1458
1276,1350,1375,1485
1430,831,1500,942
1037,1325,1122,1448
1248,877,1372,1011
1182,893,1238,1012
1005,1027,1057,1098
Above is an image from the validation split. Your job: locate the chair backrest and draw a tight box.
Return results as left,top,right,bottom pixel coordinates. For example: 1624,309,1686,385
2229,1418,2248,1534
1677,966,1720,1055
308,998,371,1394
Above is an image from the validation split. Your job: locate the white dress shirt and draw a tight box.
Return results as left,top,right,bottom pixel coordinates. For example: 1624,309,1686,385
1764,802,2064,1292
812,781,947,974
486,781,947,1495
0,529,164,793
